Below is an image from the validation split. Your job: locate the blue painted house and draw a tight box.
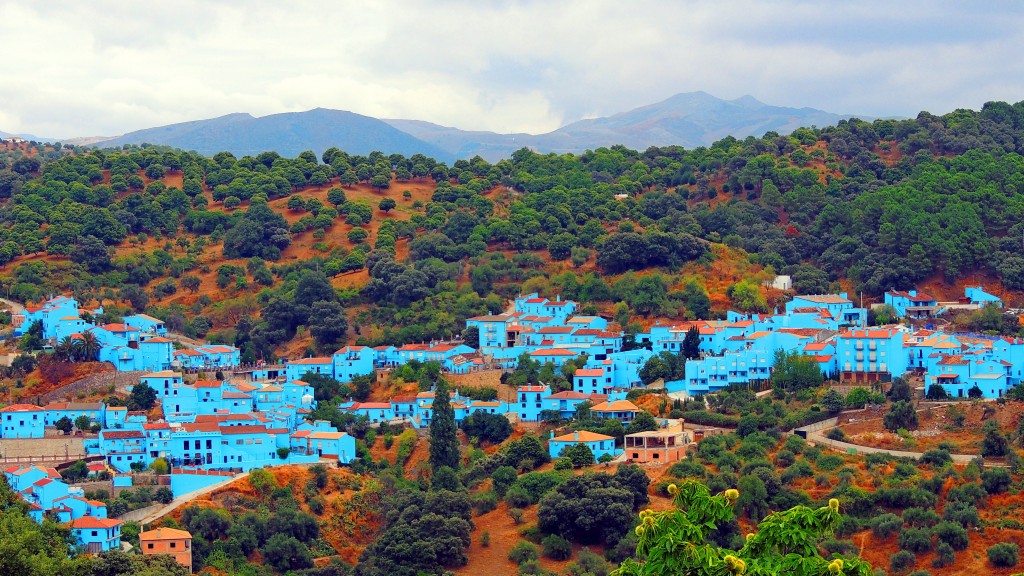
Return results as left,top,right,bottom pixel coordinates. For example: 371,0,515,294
285,357,333,382
333,346,376,382
70,516,122,553
965,285,1003,308
0,404,45,438
123,313,168,336
516,385,551,422
884,290,939,319
548,430,620,460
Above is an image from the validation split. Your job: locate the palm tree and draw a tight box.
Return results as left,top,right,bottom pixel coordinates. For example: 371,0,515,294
77,332,101,362
54,336,75,362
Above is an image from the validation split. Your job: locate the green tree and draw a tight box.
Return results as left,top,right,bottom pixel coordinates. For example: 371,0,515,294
73,415,91,432
128,382,158,411
562,443,596,468
429,379,460,472
681,281,711,319
378,197,397,213
683,325,701,359
770,350,823,391
54,416,73,436
883,400,919,432
727,281,768,313
820,389,844,413
262,533,314,572
614,481,873,575
626,411,658,434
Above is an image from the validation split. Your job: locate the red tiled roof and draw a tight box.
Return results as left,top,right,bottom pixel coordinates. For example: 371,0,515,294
101,323,139,332
0,404,43,412
574,369,604,377
218,425,273,435
70,517,121,529
546,391,588,399
530,349,578,356
102,430,144,439
347,402,392,410
193,380,222,388
289,357,332,364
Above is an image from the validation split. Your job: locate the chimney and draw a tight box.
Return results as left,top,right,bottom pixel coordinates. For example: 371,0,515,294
573,431,579,441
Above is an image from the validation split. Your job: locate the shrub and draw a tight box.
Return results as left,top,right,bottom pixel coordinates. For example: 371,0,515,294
932,541,955,568
567,548,610,576
480,531,491,547
988,542,1019,567
825,428,846,441
783,434,805,454
668,459,706,479
472,491,499,515
871,513,903,538
919,449,952,466
774,449,795,467
506,487,532,508
509,507,525,524
942,501,979,528
890,550,915,573
492,466,518,497
902,507,940,527
509,541,539,565
542,534,572,560
898,527,932,554
815,454,843,471
933,521,969,551
554,457,573,471
982,467,1012,494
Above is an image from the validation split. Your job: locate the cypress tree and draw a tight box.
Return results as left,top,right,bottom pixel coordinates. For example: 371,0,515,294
683,325,701,359
429,378,460,472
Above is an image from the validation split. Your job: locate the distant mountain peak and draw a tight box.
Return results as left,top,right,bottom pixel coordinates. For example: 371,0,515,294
72,91,866,163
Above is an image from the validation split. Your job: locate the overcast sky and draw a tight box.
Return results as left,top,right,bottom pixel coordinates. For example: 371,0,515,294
1,1,1022,138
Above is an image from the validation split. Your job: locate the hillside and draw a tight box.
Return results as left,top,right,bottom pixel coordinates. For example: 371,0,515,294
1,101,1024,362
95,108,456,162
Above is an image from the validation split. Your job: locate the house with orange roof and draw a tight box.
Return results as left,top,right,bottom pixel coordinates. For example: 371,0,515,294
548,430,620,460
590,400,640,423
70,516,122,553
139,527,193,571
835,327,908,384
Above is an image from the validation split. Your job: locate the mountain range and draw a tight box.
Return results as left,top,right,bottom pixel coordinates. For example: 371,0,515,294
4,92,870,162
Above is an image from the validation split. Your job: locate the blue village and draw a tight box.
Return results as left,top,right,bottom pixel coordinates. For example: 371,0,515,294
1,285,1015,551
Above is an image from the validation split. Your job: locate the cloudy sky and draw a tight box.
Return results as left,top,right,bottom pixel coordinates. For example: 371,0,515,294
1,1,1022,138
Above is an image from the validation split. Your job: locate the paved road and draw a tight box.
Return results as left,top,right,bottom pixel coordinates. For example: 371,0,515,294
138,471,249,525
797,415,998,466
0,298,25,316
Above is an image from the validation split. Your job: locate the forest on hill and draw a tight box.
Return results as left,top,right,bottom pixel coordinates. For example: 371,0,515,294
2,101,1024,359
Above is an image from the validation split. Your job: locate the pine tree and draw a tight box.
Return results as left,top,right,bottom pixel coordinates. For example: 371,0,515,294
429,379,460,472
683,325,701,359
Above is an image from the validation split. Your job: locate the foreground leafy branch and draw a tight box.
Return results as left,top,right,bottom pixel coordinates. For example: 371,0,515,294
614,480,873,576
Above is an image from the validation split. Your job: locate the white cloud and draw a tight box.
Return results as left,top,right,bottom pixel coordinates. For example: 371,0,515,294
0,0,1022,137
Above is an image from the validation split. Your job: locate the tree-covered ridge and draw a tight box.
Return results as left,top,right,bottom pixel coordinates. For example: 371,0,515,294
2,101,1024,355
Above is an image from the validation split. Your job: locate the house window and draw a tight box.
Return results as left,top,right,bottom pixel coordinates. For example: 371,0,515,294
148,543,154,549
170,542,176,548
